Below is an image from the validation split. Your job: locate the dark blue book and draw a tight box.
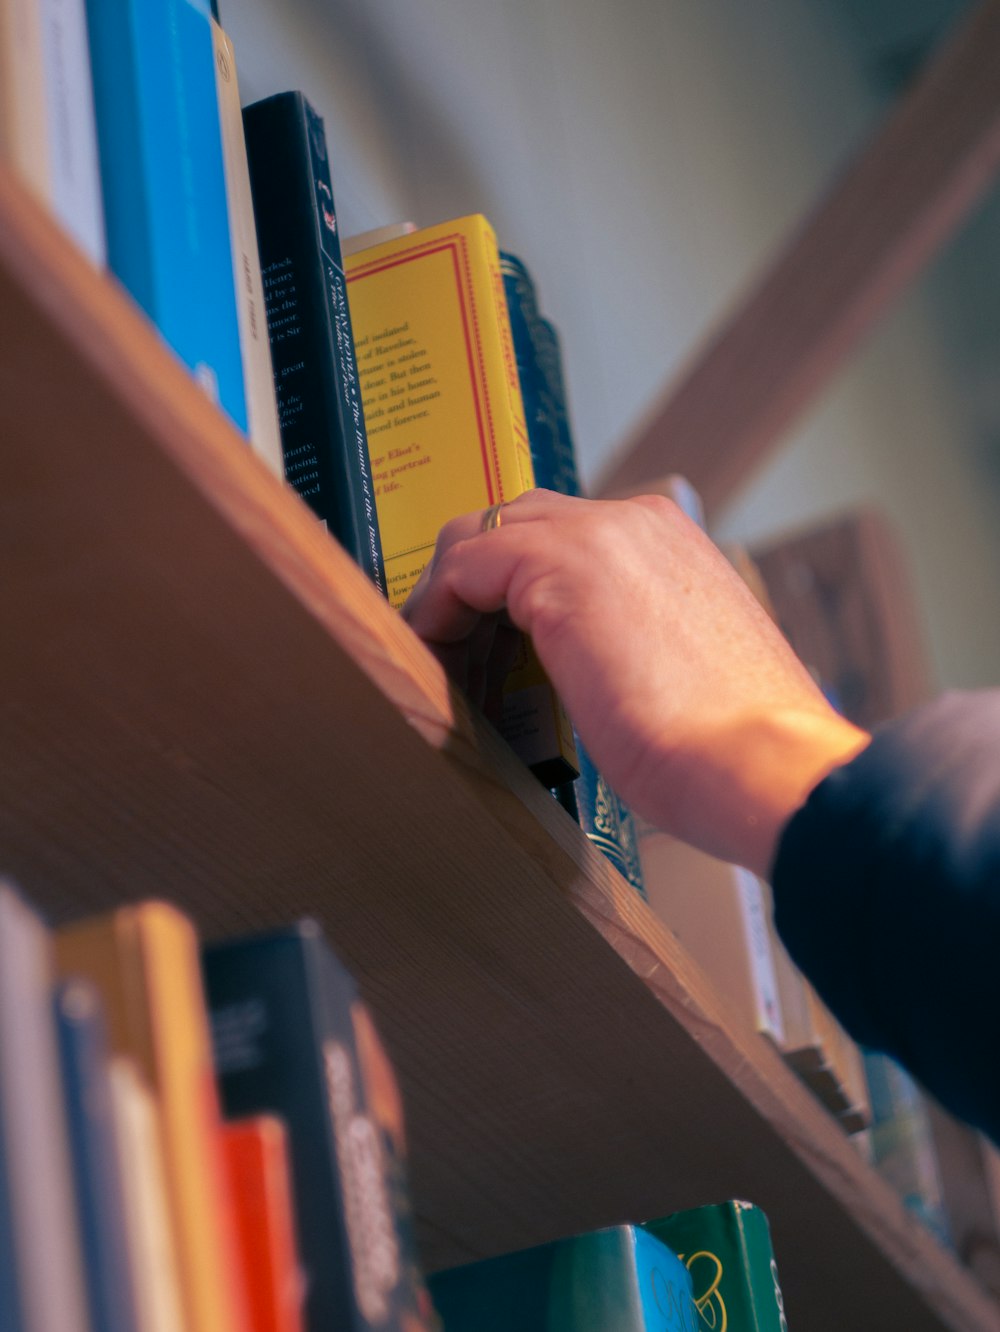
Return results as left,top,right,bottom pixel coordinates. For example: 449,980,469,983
501,252,644,896
243,92,386,594
203,920,432,1332
428,1225,697,1331
0,1088,22,1332
55,979,140,1332
86,0,247,431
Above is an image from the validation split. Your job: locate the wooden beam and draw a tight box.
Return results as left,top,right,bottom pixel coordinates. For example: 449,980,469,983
596,0,1000,517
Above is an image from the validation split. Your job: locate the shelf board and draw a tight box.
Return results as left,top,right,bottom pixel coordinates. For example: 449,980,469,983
1,170,998,1332
596,0,1000,517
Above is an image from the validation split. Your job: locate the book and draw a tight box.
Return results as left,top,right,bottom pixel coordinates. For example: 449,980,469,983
55,977,141,1332
501,250,643,886
86,0,248,430
427,1224,697,1331
39,0,106,264
345,216,577,782
0,883,90,1332
636,833,786,1048
0,0,49,202
643,1200,789,1332
242,90,386,593
55,900,249,1332
223,1116,306,1332
203,919,435,1332
211,21,283,478
107,1057,186,1332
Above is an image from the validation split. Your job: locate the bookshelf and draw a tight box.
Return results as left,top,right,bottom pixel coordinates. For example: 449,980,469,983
2,168,1000,1331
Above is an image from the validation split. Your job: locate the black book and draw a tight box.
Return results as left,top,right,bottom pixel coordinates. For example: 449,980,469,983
243,92,386,594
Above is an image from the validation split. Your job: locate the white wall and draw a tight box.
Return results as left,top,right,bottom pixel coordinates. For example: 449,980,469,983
221,0,1000,690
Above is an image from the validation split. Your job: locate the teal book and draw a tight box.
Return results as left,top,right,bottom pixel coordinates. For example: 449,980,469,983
643,1201,789,1331
428,1225,697,1331
86,0,248,431
501,251,644,895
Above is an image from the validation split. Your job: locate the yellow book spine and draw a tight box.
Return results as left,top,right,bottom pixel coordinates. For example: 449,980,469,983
57,902,249,1332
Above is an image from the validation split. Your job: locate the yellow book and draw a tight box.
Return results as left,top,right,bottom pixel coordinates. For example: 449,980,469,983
55,901,249,1332
346,214,577,783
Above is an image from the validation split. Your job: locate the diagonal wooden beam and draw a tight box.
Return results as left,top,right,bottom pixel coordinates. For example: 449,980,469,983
595,0,1000,517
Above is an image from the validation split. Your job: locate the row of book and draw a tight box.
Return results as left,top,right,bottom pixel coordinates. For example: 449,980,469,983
0,875,792,1332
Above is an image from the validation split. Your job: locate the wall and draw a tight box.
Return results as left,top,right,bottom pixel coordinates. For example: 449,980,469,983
221,0,1000,690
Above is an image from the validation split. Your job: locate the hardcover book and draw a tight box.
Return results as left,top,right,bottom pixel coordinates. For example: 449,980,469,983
203,920,435,1332
643,1201,789,1332
0,0,49,202
242,90,386,593
427,1224,697,1331
346,217,577,783
85,0,248,430
55,900,249,1332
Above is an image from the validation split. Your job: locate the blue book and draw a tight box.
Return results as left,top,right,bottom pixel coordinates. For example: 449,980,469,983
203,919,433,1332
55,978,140,1332
86,0,247,430
502,252,644,896
428,1225,697,1331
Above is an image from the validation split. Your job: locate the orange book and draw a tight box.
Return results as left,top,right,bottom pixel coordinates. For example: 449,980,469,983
223,1116,306,1332
346,214,578,784
55,901,249,1332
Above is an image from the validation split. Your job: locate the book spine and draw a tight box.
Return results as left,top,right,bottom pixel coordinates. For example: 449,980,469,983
0,0,50,201
55,978,141,1332
38,0,106,265
243,92,386,593
86,0,248,432
211,21,283,479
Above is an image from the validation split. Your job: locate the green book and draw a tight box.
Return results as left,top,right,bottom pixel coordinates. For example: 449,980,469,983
428,1224,697,1331
643,1202,788,1331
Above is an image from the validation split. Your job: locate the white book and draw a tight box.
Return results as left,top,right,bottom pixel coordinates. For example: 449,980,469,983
212,19,284,478
0,883,89,1332
108,1057,186,1332
39,0,105,264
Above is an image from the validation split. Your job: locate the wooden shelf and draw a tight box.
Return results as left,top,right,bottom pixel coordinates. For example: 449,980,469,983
1,169,998,1332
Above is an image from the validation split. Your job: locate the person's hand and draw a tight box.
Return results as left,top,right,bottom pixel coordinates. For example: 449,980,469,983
403,489,869,876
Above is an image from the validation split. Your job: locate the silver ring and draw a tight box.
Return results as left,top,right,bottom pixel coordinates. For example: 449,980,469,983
481,502,505,532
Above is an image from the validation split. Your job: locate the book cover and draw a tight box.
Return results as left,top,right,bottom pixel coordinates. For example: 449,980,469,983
211,21,283,478
85,0,248,430
55,900,250,1332
346,217,577,783
0,0,50,202
644,1200,789,1332
223,1116,306,1332
428,1224,697,1331
39,0,105,264
0,883,90,1332
55,977,141,1332
204,920,435,1332
242,90,386,593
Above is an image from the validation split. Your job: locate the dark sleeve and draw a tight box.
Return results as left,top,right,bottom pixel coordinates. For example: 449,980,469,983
771,689,1000,1143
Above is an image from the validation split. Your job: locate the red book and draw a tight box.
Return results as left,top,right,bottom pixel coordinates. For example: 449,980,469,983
224,1116,306,1332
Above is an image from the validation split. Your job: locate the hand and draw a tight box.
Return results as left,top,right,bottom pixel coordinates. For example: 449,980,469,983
403,489,869,877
